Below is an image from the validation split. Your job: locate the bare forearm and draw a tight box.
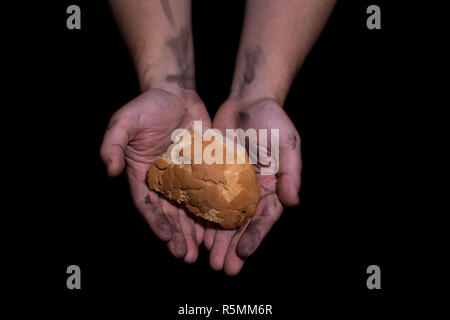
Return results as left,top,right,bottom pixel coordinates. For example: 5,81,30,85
109,0,195,92
229,0,336,104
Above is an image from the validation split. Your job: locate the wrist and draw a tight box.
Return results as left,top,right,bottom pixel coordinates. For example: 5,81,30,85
228,90,283,107
140,78,203,109
223,95,282,114
227,83,285,109
138,60,196,94
228,70,291,106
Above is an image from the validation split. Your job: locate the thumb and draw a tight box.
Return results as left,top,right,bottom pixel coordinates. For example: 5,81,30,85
276,133,302,206
277,173,300,206
100,119,128,177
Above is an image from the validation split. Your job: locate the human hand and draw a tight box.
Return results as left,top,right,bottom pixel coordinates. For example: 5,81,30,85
205,97,302,275
100,88,211,263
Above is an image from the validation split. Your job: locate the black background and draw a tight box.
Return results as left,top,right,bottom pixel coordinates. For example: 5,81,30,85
11,0,426,317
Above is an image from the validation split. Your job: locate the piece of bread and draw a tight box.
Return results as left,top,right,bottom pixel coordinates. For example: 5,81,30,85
147,128,260,229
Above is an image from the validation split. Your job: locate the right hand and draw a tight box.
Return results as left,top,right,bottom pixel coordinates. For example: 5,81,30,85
100,87,211,263
205,96,302,275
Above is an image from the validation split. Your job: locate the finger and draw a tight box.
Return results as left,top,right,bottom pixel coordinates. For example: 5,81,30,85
223,226,247,276
178,208,199,264
195,217,205,246
100,117,129,177
160,198,187,259
277,132,302,206
210,229,235,271
237,194,283,259
203,222,216,251
128,177,173,242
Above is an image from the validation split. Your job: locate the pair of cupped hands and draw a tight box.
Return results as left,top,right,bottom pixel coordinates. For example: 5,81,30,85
100,86,301,276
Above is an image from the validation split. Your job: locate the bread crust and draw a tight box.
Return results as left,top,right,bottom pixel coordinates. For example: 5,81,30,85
147,130,260,229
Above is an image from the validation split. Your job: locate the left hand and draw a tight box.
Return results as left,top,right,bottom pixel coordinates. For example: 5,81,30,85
100,88,211,263
205,96,302,275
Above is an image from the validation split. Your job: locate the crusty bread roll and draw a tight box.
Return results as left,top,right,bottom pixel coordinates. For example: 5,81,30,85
147,128,260,229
